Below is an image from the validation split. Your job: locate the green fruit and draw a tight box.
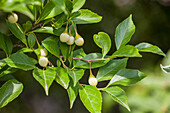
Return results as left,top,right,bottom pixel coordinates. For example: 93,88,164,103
66,36,75,45
60,33,70,42
39,56,48,67
75,38,84,46
88,77,98,86
8,13,18,23
40,48,48,57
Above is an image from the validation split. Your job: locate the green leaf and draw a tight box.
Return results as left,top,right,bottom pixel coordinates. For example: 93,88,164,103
17,48,33,53
60,42,75,60
28,33,36,48
0,79,23,108
39,1,63,21
96,58,128,82
103,86,130,111
160,64,170,73
111,45,142,58
73,48,86,57
72,0,86,13
93,32,111,57
115,15,135,49
22,21,32,32
108,69,146,86
42,36,60,58
70,11,81,19
33,68,56,95
52,67,70,89
65,0,73,14
52,0,68,15
4,53,35,71
32,27,64,36
39,1,56,21
67,81,79,109
72,9,102,24
68,69,84,86
0,74,15,81
0,65,18,78
75,53,109,69
32,27,56,34
135,42,166,56
1,1,34,20
6,21,27,46
54,13,67,28
44,6,63,20
79,85,102,113
0,32,13,55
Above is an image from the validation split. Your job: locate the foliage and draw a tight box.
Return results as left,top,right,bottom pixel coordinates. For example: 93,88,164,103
0,0,165,112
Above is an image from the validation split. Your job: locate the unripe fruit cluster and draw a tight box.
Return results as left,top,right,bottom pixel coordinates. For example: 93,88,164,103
8,13,18,23
39,48,49,67
88,77,98,86
60,32,84,46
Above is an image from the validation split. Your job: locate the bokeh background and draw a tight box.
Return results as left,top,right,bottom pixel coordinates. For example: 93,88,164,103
0,0,170,113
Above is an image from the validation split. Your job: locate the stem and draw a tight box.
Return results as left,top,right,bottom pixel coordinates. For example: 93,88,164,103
60,56,67,68
32,33,41,48
70,20,78,34
48,61,54,67
15,23,23,33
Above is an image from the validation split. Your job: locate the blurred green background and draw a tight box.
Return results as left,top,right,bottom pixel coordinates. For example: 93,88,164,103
0,0,170,113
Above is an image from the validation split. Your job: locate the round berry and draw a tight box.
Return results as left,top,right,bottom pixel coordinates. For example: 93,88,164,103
40,48,48,57
66,36,75,45
75,38,84,46
39,56,48,67
8,13,18,23
88,77,98,86
60,33,70,42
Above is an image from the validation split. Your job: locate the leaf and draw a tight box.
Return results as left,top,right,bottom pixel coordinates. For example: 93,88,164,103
33,68,56,95
111,45,142,58
135,42,166,56
22,21,32,32
0,32,13,55
73,48,86,57
27,33,36,48
6,21,27,46
54,13,67,28
79,85,102,113
44,6,63,20
115,15,135,49
39,1,56,21
1,1,34,20
68,69,84,86
75,53,109,69
70,11,81,19
0,74,15,81
160,64,170,73
72,0,86,13
65,0,73,14
32,27,57,34
60,42,75,60
96,58,128,82
103,86,130,111
72,9,102,24
67,81,79,109
4,53,35,71
52,67,70,89
17,48,33,53
0,79,23,108
108,69,147,86
52,0,68,15
42,36,60,58
93,32,111,57
0,65,18,78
